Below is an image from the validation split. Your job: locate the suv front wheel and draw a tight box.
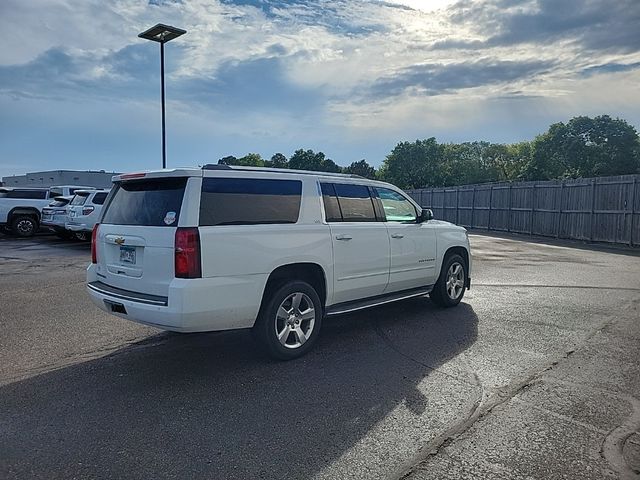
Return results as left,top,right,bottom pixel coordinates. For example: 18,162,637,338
430,254,467,307
254,281,323,360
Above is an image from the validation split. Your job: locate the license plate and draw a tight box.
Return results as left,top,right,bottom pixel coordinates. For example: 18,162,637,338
120,246,136,264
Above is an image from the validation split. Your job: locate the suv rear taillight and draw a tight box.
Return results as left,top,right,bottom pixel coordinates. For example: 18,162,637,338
175,227,201,278
91,224,99,264
82,206,95,216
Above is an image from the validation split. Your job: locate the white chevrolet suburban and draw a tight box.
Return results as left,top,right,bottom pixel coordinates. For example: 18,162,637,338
87,166,471,359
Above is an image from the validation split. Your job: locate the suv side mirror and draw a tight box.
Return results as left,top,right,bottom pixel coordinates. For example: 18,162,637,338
420,209,434,223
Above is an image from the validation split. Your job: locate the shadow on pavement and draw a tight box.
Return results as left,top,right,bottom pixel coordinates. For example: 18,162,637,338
0,299,478,480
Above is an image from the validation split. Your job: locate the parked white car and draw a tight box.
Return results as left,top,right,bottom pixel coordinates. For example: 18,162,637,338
66,189,110,240
41,196,74,238
0,185,93,237
87,166,471,359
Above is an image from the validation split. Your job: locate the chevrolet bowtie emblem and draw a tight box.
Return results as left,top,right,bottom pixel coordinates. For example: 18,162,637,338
115,237,125,245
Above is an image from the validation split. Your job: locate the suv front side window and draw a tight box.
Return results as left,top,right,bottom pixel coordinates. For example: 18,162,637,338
376,187,417,222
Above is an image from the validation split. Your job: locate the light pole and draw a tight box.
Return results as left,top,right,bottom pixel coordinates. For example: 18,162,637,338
138,23,186,169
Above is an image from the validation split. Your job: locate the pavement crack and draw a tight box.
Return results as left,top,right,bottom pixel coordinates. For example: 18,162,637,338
391,310,621,480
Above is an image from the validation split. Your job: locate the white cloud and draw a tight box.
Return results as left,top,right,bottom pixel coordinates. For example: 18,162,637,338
0,0,638,176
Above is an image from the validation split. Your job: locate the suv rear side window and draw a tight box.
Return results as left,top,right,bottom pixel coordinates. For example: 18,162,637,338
92,192,108,205
332,183,377,222
320,183,342,222
4,189,47,199
200,178,302,226
102,178,187,226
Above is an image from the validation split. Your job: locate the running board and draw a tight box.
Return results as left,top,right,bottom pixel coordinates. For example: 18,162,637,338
325,286,433,317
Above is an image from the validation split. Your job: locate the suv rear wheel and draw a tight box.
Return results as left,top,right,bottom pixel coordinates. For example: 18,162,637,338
430,253,467,307
254,281,322,360
75,231,90,242
11,216,38,238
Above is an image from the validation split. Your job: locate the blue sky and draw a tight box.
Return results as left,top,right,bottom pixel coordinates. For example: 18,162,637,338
1,0,639,179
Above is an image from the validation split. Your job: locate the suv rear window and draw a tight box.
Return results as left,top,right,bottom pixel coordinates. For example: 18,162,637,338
102,178,187,226
200,178,302,226
70,194,89,205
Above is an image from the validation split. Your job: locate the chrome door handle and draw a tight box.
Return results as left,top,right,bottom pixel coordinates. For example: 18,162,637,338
391,233,404,239
335,234,353,241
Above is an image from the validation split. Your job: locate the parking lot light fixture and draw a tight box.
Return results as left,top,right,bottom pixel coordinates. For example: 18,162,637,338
138,24,187,170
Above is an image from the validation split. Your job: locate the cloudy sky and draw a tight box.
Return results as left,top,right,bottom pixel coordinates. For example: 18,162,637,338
1,0,639,179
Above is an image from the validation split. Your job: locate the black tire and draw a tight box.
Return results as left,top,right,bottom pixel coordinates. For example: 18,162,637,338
74,231,90,242
55,230,74,240
430,253,467,307
11,215,38,238
253,280,323,360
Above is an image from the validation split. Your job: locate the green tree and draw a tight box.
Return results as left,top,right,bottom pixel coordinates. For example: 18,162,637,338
379,138,445,188
288,149,341,172
441,142,500,186
344,159,376,179
219,153,264,167
502,142,532,180
218,155,237,165
267,153,288,169
236,153,265,167
289,149,323,171
524,115,640,180
321,158,342,173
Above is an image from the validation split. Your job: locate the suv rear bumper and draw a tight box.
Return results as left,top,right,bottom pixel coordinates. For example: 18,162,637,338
42,219,67,229
66,221,91,232
86,266,265,332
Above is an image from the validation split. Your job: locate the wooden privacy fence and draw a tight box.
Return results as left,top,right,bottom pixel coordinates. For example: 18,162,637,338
405,174,640,247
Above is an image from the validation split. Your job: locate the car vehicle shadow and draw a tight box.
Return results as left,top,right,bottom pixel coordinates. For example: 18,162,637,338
0,299,478,480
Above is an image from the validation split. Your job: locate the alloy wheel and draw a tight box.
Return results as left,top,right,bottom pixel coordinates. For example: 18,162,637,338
446,262,465,300
274,292,316,349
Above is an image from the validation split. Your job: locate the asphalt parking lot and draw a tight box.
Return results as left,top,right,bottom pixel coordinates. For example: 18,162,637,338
1,232,639,480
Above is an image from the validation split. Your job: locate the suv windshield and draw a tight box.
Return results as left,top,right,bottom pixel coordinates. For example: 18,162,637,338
102,178,186,226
